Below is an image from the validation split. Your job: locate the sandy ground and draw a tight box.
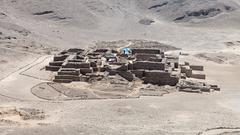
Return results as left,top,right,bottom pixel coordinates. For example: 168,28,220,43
0,50,239,135
0,0,240,134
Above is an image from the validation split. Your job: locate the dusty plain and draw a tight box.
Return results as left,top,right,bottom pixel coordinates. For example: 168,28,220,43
1,0,240,134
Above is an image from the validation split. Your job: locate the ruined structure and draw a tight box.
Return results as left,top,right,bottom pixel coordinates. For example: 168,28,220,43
178,62,220,92
45,47,220,92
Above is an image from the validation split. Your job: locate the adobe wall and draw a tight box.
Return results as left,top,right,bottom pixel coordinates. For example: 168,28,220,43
190,65,204,71
62,62,90,69
144,70,171,85
45,66,61,71
133,61,165,70
132,48,161,54
135,54,159,61
53,55,69,61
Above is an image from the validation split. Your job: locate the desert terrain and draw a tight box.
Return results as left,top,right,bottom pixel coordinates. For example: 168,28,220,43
1,0,240,134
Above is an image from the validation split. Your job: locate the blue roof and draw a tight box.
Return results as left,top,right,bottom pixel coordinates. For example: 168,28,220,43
123,48,131,54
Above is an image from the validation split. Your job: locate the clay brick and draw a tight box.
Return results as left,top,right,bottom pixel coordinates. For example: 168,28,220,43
185,62,190,65
108,70,117,75
68,48,84,53
92,67,99,72
181,73,187,79
128,63,133,70
185,69,192,78
63,62,90,69
181,66,192,77
148,57,162,62
191,73,206,80
131,70,144,78
59,68,80,71
68,59,85,62
116,64,128,71
190,65,204,71
80,68,93,75
90,62,97,67
117,71,134,82
145,70,170,78
79,75,90,82
54,55,69,61
109,62,125,65
53,79,72,83
49,61,64,66
169,76,179,86
55,75,80,81
174,62,179,68
132,48,161,54
144,70,171,85
99,67,106,72
136,54,158,61
133,61,165,70
94,48,109,53
76,55,85,60
45,66,61,71
58,71,80,76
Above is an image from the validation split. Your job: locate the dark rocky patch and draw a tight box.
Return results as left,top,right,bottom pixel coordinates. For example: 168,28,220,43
33,11,54,15
224,5,234,11
0,60,7,64
174,15,186,21
0,36,17,40
197,127,240,135
16,30,30,36
148,2,168,9
51,16,67,20
139,18,155,25
186,8,222,17
0,12,7,17
19,108,45,120
173,6,233,22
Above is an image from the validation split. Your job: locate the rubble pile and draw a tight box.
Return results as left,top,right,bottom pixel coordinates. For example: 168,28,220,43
177,80,220,93
179,62,220,92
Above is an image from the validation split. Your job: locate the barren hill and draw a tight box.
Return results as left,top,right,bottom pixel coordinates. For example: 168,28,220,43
0,0,240,49
1,1,240,135
1,0,240,79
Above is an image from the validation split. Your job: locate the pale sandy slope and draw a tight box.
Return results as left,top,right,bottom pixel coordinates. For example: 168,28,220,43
0,0,240,50
0,0,240,135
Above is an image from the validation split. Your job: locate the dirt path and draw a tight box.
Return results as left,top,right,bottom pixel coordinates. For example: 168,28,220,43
0,55,51,101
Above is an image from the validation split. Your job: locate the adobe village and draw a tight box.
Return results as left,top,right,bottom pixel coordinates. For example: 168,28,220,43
43,46,220,100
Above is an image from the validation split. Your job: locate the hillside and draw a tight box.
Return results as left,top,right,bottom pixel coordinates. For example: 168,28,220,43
1,1,240,135
0,0,239,49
